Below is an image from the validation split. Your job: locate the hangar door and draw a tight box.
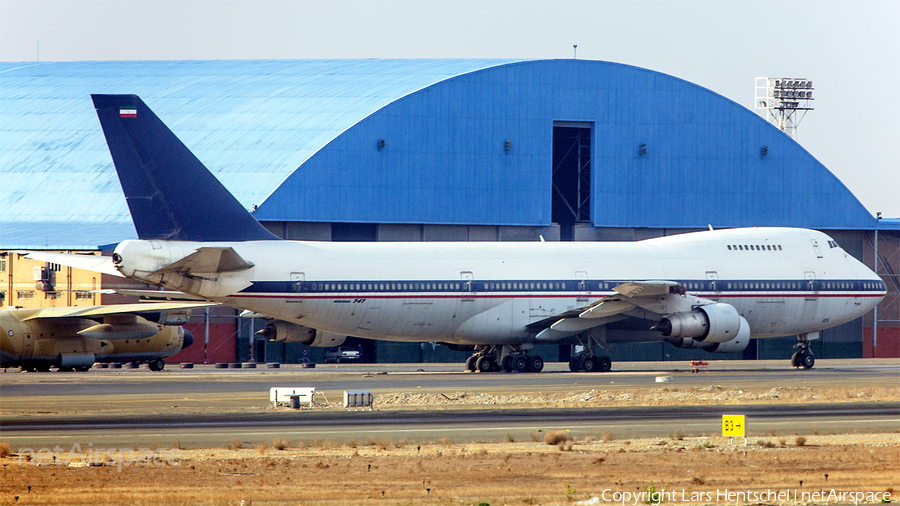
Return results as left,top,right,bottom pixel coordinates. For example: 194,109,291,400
552,122,593,241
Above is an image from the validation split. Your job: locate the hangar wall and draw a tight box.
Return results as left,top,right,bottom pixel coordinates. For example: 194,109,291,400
254,60,876,232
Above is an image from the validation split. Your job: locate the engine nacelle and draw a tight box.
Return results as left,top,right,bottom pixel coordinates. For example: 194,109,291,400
664,337,705,349
256,321,347,347
657,303,744,343
77,322,160,340
703,317,751,353
440,343,477,352
142,309,192,326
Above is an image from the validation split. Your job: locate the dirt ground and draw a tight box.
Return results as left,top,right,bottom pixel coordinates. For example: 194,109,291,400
371,385,900,410
2,371,898,505
2,432,898,506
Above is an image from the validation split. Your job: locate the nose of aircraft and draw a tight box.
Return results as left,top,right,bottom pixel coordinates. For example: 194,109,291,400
847,255,887,312
182,329,194,349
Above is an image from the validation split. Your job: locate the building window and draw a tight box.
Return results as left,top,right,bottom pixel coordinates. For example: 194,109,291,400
45,291,59,300
17,291,34,299
75,291,92,300
0,258,6,271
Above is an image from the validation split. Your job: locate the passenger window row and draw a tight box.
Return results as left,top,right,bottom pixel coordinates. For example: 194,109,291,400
727,244,782,251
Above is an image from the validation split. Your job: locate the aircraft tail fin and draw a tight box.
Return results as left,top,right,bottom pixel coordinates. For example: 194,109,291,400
91,94,279,242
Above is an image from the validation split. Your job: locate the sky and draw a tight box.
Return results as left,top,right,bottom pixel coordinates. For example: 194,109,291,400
2,0,898,218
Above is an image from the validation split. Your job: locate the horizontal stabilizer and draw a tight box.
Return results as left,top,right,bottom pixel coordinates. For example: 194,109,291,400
110,289,207,301
21,251,123,277
152,247,254,275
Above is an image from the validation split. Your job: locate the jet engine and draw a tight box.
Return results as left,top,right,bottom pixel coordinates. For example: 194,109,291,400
257,321,346,347
702,336,749,353
655,303,745,343
664,337,705,349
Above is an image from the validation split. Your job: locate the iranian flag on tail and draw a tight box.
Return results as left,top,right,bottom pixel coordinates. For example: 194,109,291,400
119,107,137,118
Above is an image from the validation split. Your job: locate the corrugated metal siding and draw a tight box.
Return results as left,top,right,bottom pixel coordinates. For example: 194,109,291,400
257,60,875,230
0,59,516,248
1,59,876,248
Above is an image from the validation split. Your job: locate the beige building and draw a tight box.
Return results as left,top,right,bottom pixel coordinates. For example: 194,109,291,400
1,251,145,308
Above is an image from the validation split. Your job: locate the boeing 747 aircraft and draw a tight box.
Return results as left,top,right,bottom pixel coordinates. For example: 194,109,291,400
46,95,888,372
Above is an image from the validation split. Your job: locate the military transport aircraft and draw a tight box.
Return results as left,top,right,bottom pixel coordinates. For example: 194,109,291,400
0,302,206,371
27,94,887,373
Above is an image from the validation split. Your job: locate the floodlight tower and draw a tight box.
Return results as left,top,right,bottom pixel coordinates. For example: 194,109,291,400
755,77,814,138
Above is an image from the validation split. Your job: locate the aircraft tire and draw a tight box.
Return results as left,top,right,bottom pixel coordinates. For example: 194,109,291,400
465,356,477,372
597,355,612,372
580,355,597,372
475,356,492,372
529,355,544,373
35,364,52,373
568,358,580,372
790,352,802,368
800,352,815,369
512,356,528,372
74,365,91,372
501,355,513,372
148,359,165,372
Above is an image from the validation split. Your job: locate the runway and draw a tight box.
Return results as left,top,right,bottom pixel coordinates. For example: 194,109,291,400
2,403,897,449
1,359,898,448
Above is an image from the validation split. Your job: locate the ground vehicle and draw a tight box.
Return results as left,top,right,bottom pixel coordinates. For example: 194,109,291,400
323,346,360,363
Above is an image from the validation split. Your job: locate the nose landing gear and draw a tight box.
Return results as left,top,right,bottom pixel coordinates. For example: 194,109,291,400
791,333,816,369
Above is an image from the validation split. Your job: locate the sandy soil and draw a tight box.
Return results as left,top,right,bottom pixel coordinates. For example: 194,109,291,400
2,432,897,506
370,385,900,410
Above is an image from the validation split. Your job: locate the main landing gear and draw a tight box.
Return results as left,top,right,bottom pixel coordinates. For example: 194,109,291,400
568,334,612,372
465,345,544,373
791,334,815,369
148,358,166,371
569,353,612,372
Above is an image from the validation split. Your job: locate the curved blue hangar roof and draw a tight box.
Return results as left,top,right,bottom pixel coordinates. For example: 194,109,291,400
0,59,878,248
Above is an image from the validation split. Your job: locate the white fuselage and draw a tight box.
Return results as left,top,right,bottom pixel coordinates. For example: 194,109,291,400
114,228,885,345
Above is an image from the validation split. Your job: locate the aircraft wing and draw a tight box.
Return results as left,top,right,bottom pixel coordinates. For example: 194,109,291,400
530,280,691,341
20,251,123,277
151,247,254,275
20,302,216,321
611,280,681,298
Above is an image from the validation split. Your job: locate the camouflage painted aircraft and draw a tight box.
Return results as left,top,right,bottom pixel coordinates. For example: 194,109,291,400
1,302,209,371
